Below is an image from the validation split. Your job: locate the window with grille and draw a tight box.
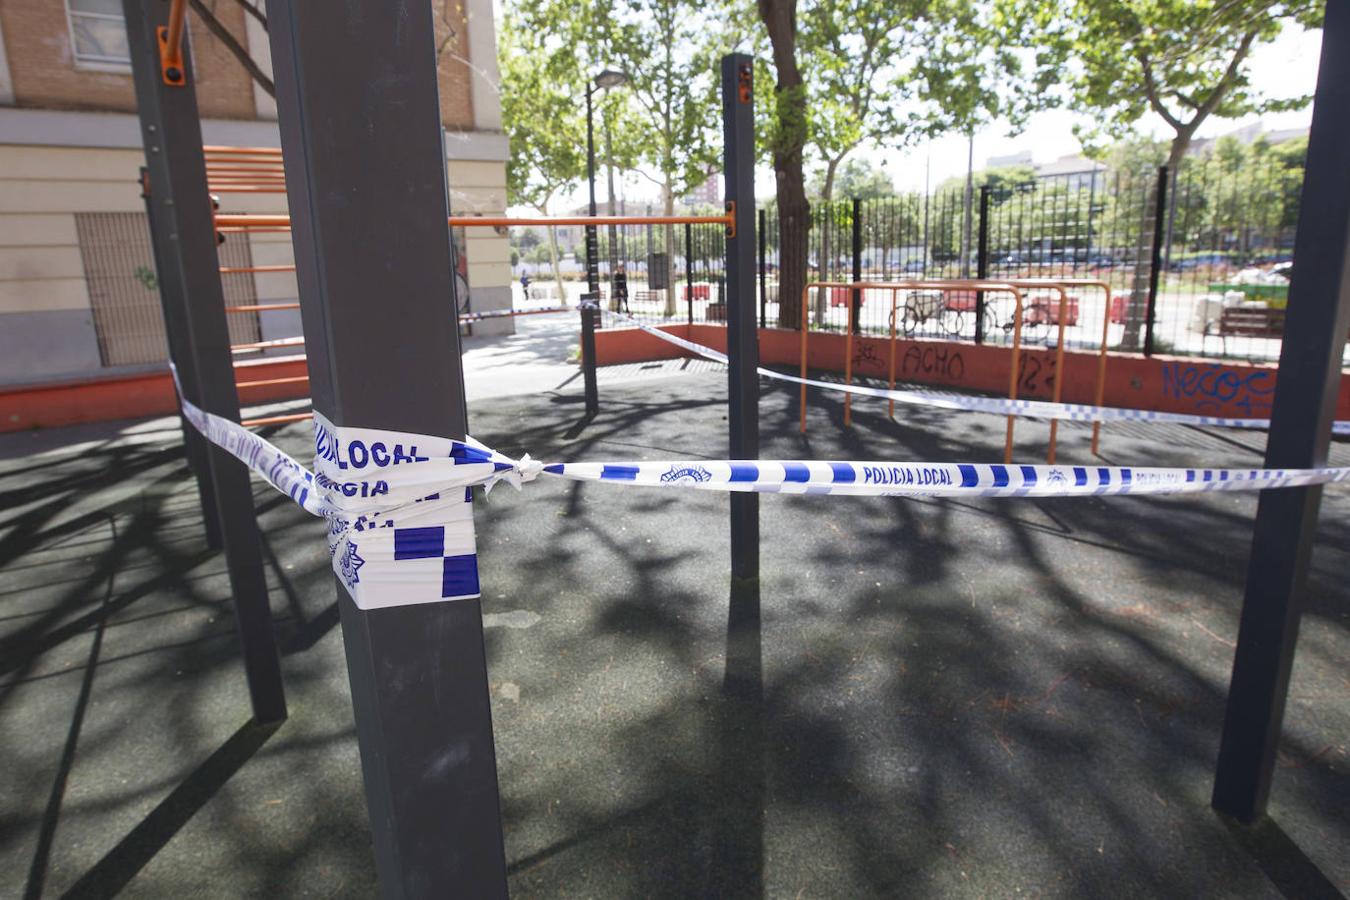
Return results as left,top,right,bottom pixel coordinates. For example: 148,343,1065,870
76,213,261,367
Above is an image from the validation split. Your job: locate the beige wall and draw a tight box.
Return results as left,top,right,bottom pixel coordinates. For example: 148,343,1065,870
0,134,512,380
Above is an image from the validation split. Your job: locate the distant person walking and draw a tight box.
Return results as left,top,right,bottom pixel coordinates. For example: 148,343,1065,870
613,263,630,314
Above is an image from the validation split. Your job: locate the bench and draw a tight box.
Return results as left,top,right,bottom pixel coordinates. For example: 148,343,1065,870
1025,293,1079,327
1219,305,1284,337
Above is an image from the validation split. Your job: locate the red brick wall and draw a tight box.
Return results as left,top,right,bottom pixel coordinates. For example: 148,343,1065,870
1,0,255,118
433,0,475,130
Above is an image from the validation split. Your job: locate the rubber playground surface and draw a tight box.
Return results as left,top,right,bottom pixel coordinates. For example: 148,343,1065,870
2,359,1348,897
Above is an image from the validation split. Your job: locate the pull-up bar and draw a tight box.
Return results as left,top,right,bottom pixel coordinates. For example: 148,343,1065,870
212,212,738,232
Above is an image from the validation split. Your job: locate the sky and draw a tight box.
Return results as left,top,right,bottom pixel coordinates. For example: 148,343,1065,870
526,22,1324,214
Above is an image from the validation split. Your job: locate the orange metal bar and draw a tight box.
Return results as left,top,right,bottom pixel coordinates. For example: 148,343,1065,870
843,295,854,426
237,375,310,389
212,213,736,229
225,303,301,313
215,226,293,234
220,265,297,274
799,289,810,433
887,288,898,419
231,336,305,353
202,145,284,155
241,412,313,427
158,0,187,85
205,160,284,166
1093,291,1112,456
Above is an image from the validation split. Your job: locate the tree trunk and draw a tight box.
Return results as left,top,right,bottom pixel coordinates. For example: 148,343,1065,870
662,181,677,316
758,0,810,330
539,206,567,307
1121,129,1192,350
960,132,974,277
815,159,840,327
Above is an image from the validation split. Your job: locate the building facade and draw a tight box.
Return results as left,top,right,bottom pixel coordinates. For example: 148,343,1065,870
0,0,512,389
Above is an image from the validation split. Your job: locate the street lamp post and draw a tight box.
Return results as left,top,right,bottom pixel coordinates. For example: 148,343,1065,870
581,69,627,416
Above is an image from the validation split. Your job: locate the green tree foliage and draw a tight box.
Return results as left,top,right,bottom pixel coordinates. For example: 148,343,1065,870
1043,0,1323,170
1171,134,1307,257
499,7,587,301
808,158,898,201
601,0,738,311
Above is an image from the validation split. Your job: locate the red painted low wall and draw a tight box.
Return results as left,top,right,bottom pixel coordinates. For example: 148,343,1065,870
1,355,311,433
592,324,1350,424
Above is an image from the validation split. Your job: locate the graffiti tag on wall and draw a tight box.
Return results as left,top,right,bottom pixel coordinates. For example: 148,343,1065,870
899,345,965,381
1160,362,1274,415
851,341,884,372
1016,352,1057,394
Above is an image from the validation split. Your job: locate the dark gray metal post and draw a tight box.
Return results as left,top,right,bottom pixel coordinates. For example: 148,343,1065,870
975,185,991,345
1212,0,1350,824
723,54,758,582
1143,166,1168,357
686,221,695,325
582,85,601,416
123,0,285,725
851,198,862,334
267,1,507,894
138,165,222,549
759,207,768,329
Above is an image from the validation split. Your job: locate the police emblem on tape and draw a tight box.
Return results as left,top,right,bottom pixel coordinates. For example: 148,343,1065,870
337,540,365,589
660,464,712,485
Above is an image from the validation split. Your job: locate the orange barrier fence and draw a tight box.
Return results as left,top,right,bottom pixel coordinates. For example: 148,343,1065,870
801,280,1027,464
1005,278,1113,456
798,278,1120,464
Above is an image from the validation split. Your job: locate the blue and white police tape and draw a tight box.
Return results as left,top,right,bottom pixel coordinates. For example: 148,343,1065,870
175,377,516,609
459,305,572,323
539,458,1350,497
173,377,1350,609
602,310,1350,436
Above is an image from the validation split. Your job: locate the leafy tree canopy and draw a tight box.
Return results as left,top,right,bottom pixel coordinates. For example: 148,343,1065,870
1037,0,1323,166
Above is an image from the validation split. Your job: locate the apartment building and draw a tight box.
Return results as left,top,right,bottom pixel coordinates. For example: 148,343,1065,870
0,0,512,388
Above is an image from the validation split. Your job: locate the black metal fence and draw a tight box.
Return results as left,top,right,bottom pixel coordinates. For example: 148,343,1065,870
511,220,729,327
510,158,1313,364
752,162,1305,363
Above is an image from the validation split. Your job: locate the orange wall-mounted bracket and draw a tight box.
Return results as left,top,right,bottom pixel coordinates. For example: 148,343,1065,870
157,0,187,87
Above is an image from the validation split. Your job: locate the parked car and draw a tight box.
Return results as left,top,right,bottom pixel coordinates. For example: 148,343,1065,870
1170,252,1234,271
